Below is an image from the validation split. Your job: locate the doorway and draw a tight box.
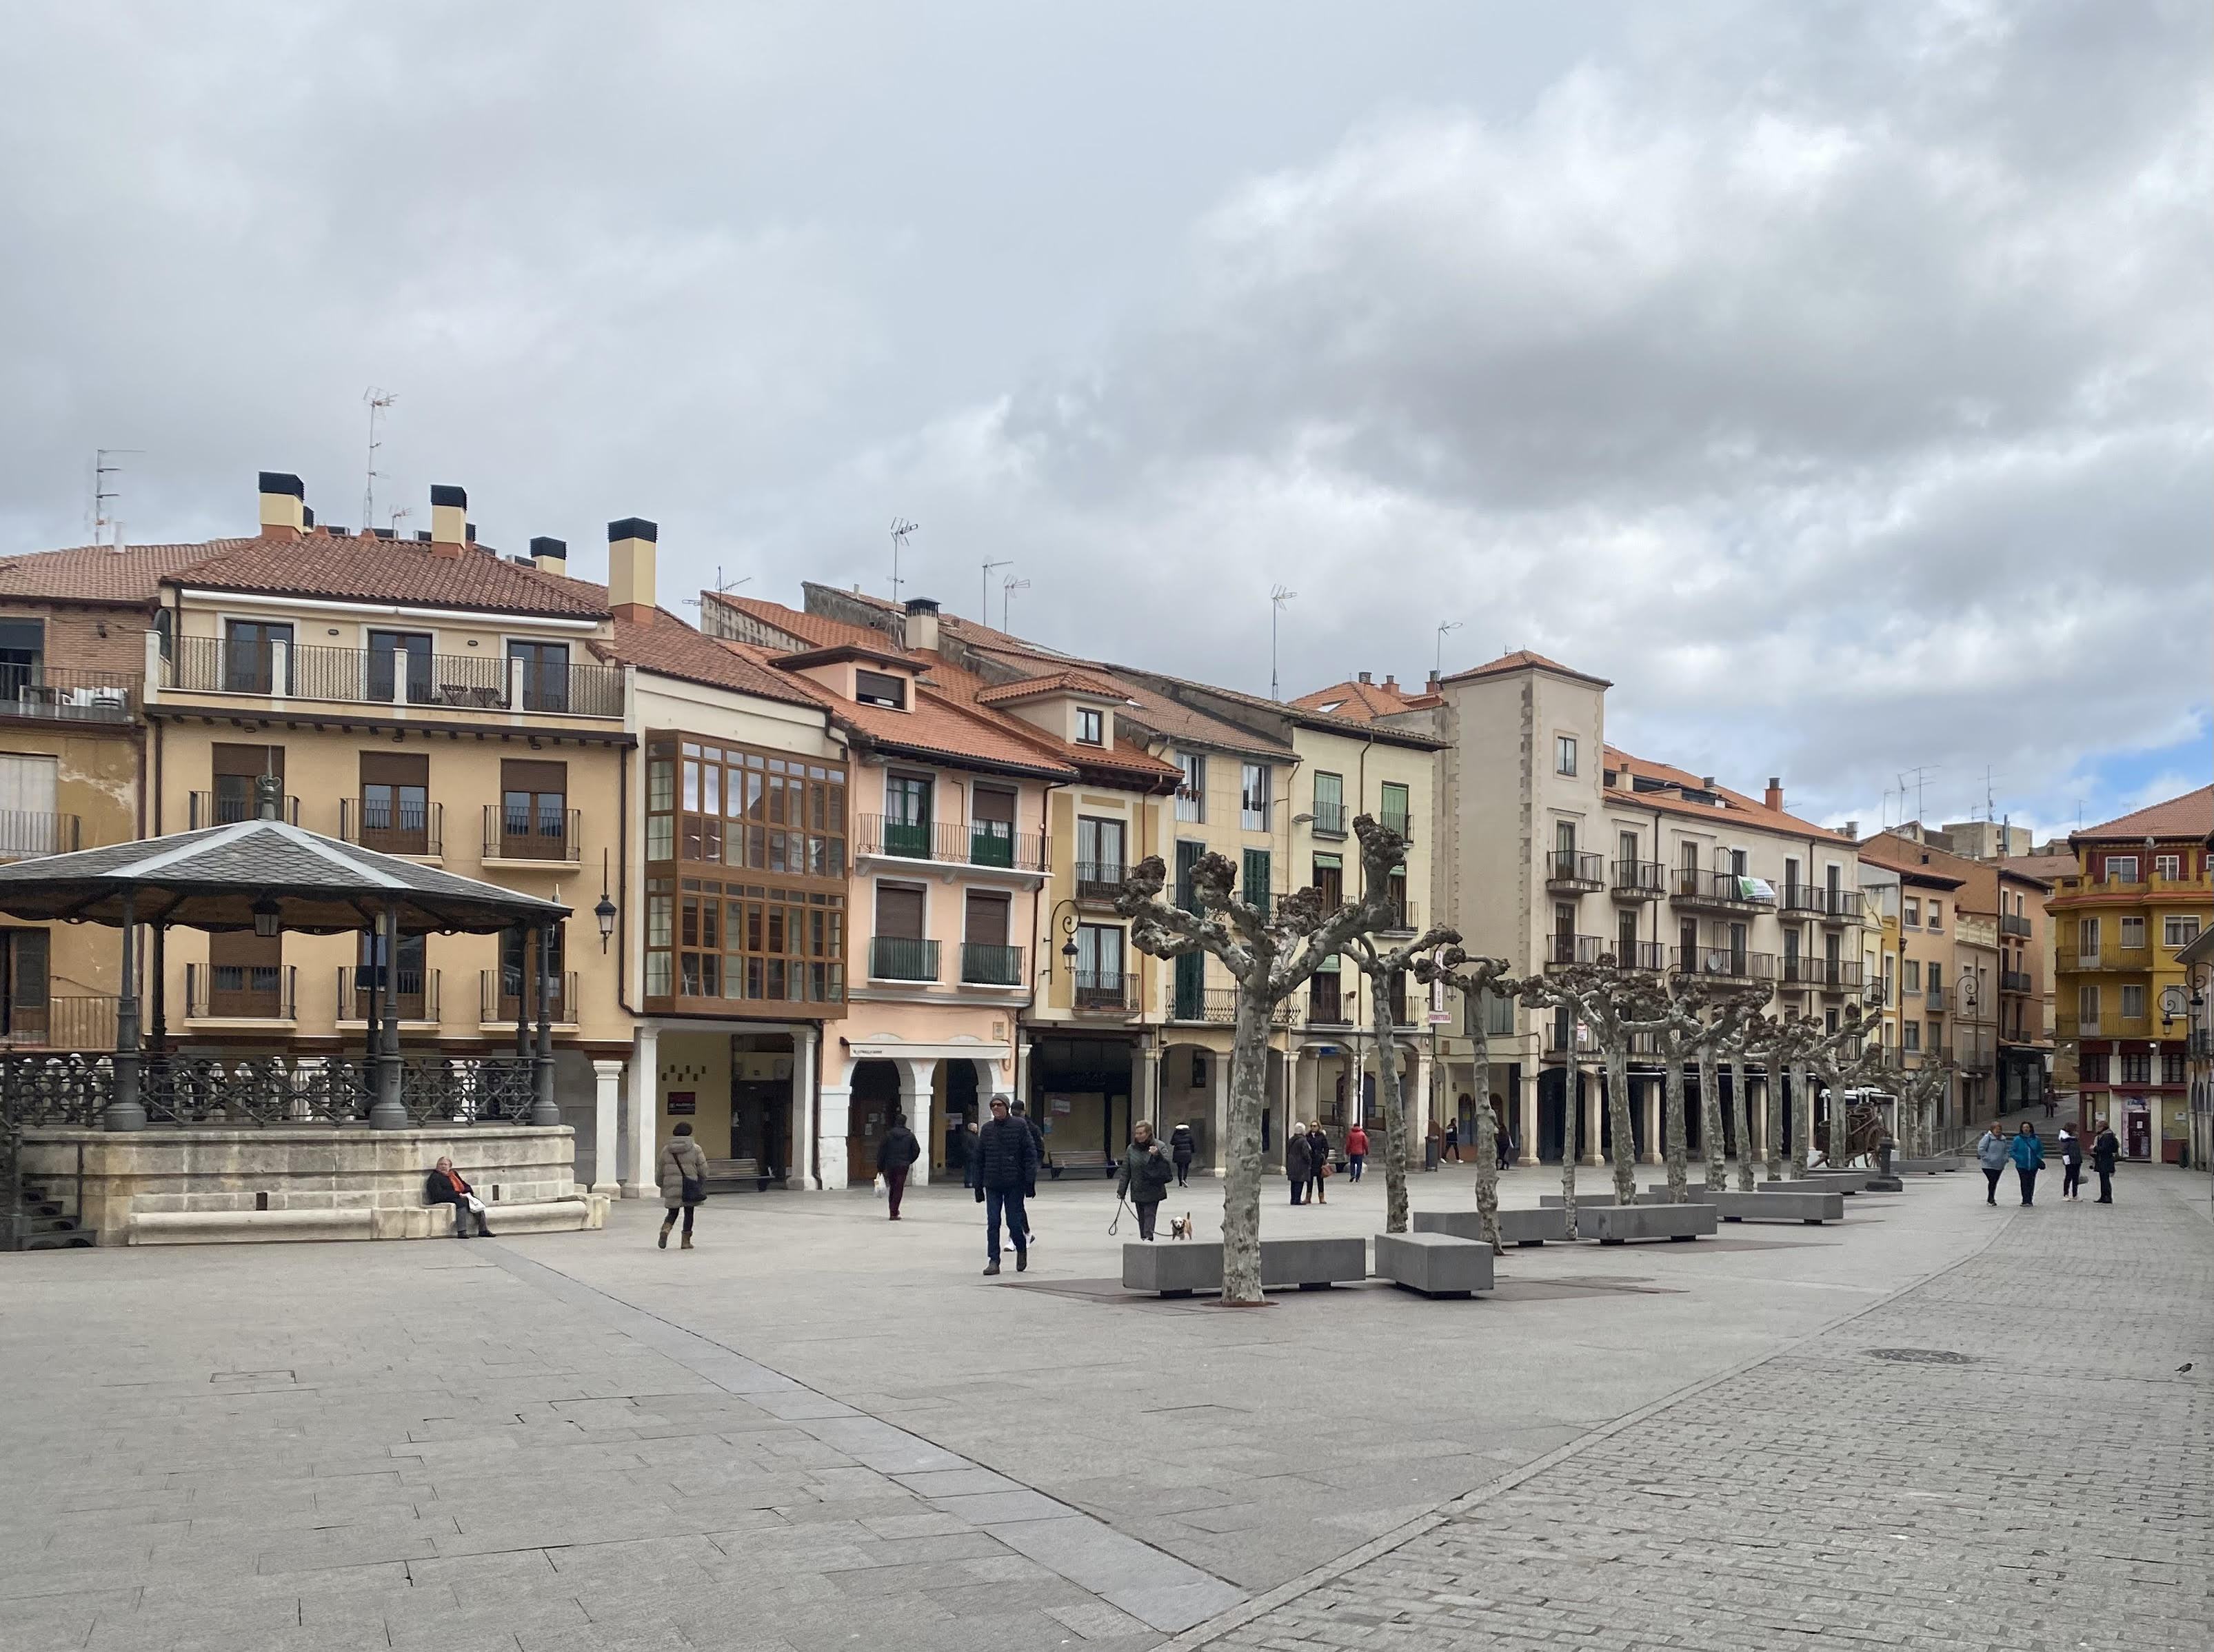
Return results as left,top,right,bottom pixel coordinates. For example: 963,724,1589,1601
2125,1105,2151,1160
847,1061,900,1186
730,1034,794,1180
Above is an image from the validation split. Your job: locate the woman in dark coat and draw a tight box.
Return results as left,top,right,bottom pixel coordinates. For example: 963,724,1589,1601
425,1156,493,1238
2092,1124,2120,1203
1286,1125,1312,1205
1306,1124,1332,1205
1116,1120,1175,1240
1169,1121,1196,1187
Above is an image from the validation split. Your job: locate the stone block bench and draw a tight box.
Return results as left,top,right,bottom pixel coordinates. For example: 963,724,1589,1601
1415,1208,1579,1247
1540,1193,1618,1207
1374,1231,1494,1298
1122,1236,1369,1297
1762,1172,1866,1196
1712,1189,1842,1224
1574,1203,1718,1244
1893,1158,1962,1174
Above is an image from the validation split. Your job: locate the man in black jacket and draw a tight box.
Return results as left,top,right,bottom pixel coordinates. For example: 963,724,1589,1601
876,1112,921,1220
973,1095,1040,1274
1012,1098,1047,1243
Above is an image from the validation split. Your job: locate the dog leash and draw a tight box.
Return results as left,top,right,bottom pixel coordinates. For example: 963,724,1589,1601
1109,1196,1127,1236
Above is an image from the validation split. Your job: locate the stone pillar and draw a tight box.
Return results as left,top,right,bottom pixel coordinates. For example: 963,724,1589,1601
590,1059,623,1196
1209,1040,1232,1176
896,1058,936,1187
1518,1067,1540,1166
622,1023,659,1198
1413,1049,1435,1140
1132,1040,1158,1130
818,1074,853,1190
1640,1076,1663,1165
1295,1049,1319,1136
788,1025,818,1189
105,888,145,1131
1580,1066,1604,1165
530,920,558,1127
370,898,407,1130
1749,1074,1768,1158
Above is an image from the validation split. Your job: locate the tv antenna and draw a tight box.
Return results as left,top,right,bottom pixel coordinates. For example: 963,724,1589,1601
981,557,1011,623
681,567,752,612
1435,618,1463,676
889,518,918,605
1898,765,1939,831
90,448,143,547
1269,585,1296,701
361,387,395,532
388,505,412,537
1000,575,1029,632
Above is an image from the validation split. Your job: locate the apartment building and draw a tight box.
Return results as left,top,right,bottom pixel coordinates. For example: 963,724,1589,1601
2176,923,2213,1172
2050,785,2214,1160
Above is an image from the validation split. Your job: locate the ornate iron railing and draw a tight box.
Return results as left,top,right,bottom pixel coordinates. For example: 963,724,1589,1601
0,1052,541,1129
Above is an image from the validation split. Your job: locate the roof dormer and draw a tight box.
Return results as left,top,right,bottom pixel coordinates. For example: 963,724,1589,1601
773,642,921,712
973,669,1129,747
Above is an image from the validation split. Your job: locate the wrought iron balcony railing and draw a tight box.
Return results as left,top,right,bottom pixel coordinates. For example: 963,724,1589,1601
185,963,298,1020
868,936,940,983
0,809,80,861
339,967,440,1024
2000,912,2034,938
1545,933,1607,968
2002,969,2035,994
1670,946,1777,984
1309,800,1347,837
341,798,443,857
958,942,1024,986
1074,860,1127,902
1611,860,1666,899
853,814,1048,872
165,636,622,716
0,995,117,1051
1671,868,1768,910
483,804,580,864
479,969,578,1024
190,791,300,829
1782,886,1864,923
1073,970,1138,1011
1545,850,1604,892
1780,957,1864,989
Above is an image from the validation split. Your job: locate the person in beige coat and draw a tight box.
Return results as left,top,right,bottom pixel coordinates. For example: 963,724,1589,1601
658,1121,709,1249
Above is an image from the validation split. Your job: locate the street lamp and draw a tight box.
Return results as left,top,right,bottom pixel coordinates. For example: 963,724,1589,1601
594,849,617,952
251,894,281,939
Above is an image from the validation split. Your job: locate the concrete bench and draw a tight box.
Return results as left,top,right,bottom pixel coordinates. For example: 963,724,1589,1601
1712,1189,1842,1224
1413,1208,1577,1247
1762,1173,1865,1196
1574,1203,1718,1244
1374,1231,1494,1298
1893,1158,1962,1174
1121,1236,1369,1297
1539,1192,1619,1207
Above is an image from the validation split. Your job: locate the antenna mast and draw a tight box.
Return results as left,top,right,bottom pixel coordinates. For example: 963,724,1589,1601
981,557,1011,623
1269,585,1296,701
889,518,918,605
1435,619,1463,676
361,387,396,532
1001,575,1029,632
90,448,142,547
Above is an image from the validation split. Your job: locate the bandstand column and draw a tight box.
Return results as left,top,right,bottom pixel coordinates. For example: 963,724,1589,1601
105,887,145,1131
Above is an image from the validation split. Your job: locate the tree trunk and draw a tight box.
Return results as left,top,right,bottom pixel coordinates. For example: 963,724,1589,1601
1698,1043,1726,1192
1220,981,1274,1303
1662,1056,1689,1202
1367,969,1411,1234
1728,1059,1757,1191
1469,1030,1502,1251
1605,1045,1636,1207
1790,1061,1813,1178
1559,1064,1580,1240
1763,1066,1784,1182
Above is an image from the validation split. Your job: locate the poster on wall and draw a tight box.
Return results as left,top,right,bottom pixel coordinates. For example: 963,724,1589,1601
666,1091,697,1116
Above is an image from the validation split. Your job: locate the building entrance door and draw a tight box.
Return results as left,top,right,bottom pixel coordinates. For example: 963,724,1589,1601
731,1035,794,1182
2125,1104,2151,1160
848,1061,900,1187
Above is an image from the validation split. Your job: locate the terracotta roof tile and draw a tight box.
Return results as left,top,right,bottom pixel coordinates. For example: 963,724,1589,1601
2074,785,2214,843
972,669,1131,705
1603,746,1852,842
166,531,607,617
1442,648,1612,689
1290,676,1424,721
0,541,230,605
585,607,822,708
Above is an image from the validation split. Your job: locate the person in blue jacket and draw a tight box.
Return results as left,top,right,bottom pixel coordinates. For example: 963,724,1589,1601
2009,1120,2045,1206
1975,1125,2009,1205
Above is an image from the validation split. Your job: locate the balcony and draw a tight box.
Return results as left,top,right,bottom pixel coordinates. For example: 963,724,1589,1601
854,814,1048,874
0,809,81,862
0,995,118,1050
479,970,579,1026
1309,800,1347,838
1670,946,1776,985
1545,850,1604,893
1544,934,1604,969
1782,887,1864,924
165,636,623,716
1380,809,1413,843
1611,860,1665,900
482,804,581,866
190,791,301,829
341,798,443,858
1924,985,1950,1012
1618,940,1667,973
185,963,297,1022
868,936,940,983
339,967,441,1024
1074,860,1127,903
1383,898,1418,934
2188,1029,2211,1059
1670,868,1768,911
2002,969,2035,994
1171,985,1294,1025
2071,950,2153,973
1781,957,1864,991
1073,970,1138,1014
0,663,139,725
958,942,1024,987
2001,912,2034,938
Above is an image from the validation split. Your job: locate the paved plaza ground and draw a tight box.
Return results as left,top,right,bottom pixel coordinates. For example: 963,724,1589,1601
2,1157,2208,1651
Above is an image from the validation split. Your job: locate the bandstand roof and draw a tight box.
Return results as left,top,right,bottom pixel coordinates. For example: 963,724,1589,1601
0,820,570,934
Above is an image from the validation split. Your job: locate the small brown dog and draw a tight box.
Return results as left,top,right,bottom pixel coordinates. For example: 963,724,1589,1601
1169,1213,1194,1240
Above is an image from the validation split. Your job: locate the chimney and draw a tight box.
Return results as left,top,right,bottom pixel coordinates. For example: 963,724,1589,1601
256,472,305,538
1840,820,1860,840
1425,669,1440,692
530,536,569,577
1383,674,1398,692
1764,777,1783,811
429,485,467,556
902,597,940,653
1701,776,1715,791
608,517,658,624
1358,671,1371,684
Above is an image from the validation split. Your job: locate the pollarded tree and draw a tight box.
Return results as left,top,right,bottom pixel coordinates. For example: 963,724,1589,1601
1416,949,1524,1250
1115,816,1405,1305
1740,1012,1815,1182
1642,974,1773,1202
1693,990,1773,1193
1522,957,1668,1217
1807,1005,1885,1165
1864,1047,1956,1158
1345,922,1464,1236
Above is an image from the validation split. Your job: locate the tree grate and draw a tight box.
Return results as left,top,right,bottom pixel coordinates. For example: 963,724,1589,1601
1866,1347,1978,1364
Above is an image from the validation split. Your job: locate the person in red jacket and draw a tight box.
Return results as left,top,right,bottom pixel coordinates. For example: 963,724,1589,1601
1344,1121,1369,1182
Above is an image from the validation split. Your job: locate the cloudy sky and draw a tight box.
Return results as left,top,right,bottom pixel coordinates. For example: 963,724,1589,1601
3,1,2206,837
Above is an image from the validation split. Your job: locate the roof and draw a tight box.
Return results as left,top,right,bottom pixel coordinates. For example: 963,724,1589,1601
972,669,1131,705
1602,747,1847,842
1125,667,1447,751
1289,676,1438,722
0,818,568,934
588,608,823,709
2073,785,2214,843
1098,672,1294,760
0,541,231,606
165,530,608,618
714,594,890,652
2001,852,2076,887
1851,836,1968,889
1441,649,1612,690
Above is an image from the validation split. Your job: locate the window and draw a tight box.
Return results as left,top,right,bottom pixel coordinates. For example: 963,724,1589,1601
2077,984,2099,1024
1903,958,1922,991
223,618,294,694
1928,960,1943,991
0,927,48,1040
1311,772,1345,835
654,872,845,1001
1556,735,1577,776
1926,900,1942,931
210,742,284,825
1903,898,1920,928
1076,816,1126,887
2118,916,2146,951
1729,847,1747,877
1311,853,1342,914
1175,752,1205,822
1310,964,1343,1024
2078,917,2102,958
1783,857,1801,900
1076,706,1103,745
369,630,434,703
2155,853,2182,881
1074,925,1126,1006
1619,829,1640,866
854,669,907,709
2122,984,2146,1020
1473,984,1516,1038
0,755,59,854
1616,909,1639,963
962,891,1015,984
1241,847,1271,914
1240,763,1271,832
1380,781,1411,840
2165,916,2202,949
1555,820,1577,858
2120,1051,2152,1085
507,639,570,713
1903,1020,1921,1053
2104,854,2138,884
969,784,1016,867
2163,1051,2185,1085
2080,1051,2108,1084
499,758,570,860
358,928,427,1017
645,738,847,880
883,772,931,858
0,618,43,696
358,752,429,854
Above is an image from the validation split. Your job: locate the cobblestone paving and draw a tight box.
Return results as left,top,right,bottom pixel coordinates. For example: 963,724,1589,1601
1196,1174,2214,1651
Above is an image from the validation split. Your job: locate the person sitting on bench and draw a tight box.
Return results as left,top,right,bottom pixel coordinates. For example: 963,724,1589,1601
425,1156,494,1238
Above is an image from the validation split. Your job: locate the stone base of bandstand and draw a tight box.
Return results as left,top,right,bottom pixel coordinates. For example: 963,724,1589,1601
19,1126,607,1247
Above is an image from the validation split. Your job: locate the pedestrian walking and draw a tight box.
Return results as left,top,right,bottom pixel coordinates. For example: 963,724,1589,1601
945,1116,971,1180
2044,1096,2058,1120
1344,1121,1369,1182
2057,1126,2083,1200
1443,1118,1461,1162
424,1156,494,1238
1116,1120,1175,1240
2092,1122,2120,1203
1286,1123,1311,1205
1168,1120,1196,1187
1307,1123,1332,1204
1976,1122,2009,1205
876,1111,920,1220
658,1122,708,1250
1012,1098,1045,1242
973,1095,1039,1274
2010,1120,2044,1207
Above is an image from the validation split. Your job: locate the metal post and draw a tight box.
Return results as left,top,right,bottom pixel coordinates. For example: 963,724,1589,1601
105,888,145,1130
370,898,407,1129
513,925,530,1059
148,923,168,1058
531,920,559,1125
